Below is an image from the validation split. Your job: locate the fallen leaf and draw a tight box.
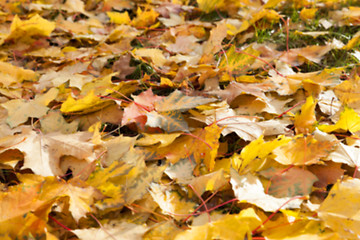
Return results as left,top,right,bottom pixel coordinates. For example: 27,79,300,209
319,106,360,133
6,14,55,42
318,178,360,239
174,208,262,240
273,135,335,166
230,168,304,211
260,167,318,198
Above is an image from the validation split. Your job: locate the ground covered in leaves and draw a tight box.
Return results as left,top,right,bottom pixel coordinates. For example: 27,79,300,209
2,0,360,239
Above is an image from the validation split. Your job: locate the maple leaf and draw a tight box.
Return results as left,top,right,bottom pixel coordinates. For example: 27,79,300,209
2,0,360,238
231,135,291,173
2,88,58,128
107,11,131,25
0,127,96,176
139,124,221,171
174,208,262,240
333,72,360,108
230,168,304,211
294,95,317,134
73,221,149,240
154,90,216,112
319,106,360,133
273,134,335,166
260,167,318,198
150,183,196,221
0,174,47,222
122,88,164,129
38,177,101,222
146,110,189,132
0,61,37,87
136,132,181,148
318,178,360,239
219,45,260,74
191,101,268,141
189,169,228,195
6,14,55,43
61,89,113,114
87,148,165,210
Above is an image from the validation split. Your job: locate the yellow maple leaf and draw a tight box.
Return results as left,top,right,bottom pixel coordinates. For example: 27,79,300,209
0,61,37,87
134,48,167,66
231,135,291,173
300,8,318,21
2,88,58,128
136,132,181,148
318,178,360,239
190,169,228,195
333,73,360,107
294,96,317,134
38,177,100,222
343,30,360,50
131,7,159,28
150,183,196,221
0,212,48,239
196,0,223,13
60,90,111,114
7,14,55,42
319,107,360,133
174,208,261,240
219,45,260,74
107,11,131,25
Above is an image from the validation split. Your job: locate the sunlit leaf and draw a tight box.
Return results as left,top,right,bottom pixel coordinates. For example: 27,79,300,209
61,90,112,114
7,14,55,42
294,96,317,134
107,11,131,25
230,168,304,211
318,178,360,239
150,183,196,221
260,167,318,198
273,135,335,165
219,45,260,74
174,208,262,240
231,135,291,173
319,107,360,133
146,110,189,133
155,90,216,112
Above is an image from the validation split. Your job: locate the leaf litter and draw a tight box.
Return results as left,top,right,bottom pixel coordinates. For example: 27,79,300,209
1,0,360,239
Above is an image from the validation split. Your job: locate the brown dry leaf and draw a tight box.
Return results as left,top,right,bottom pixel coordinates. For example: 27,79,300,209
308,162,344,188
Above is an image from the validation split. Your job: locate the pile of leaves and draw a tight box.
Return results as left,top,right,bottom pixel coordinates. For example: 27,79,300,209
2,0,360,239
